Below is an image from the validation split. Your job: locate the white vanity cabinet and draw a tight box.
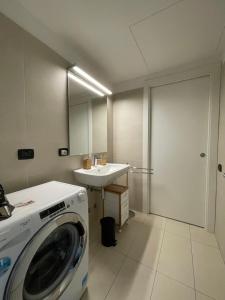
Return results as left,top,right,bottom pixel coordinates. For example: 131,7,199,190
104,184,129,228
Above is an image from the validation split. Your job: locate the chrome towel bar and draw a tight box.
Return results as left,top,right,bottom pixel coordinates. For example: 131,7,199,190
129,166,154,175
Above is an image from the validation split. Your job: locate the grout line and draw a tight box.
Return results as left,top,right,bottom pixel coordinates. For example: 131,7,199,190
128,25,150,74
189,225,197,300
149,216,166,299
195,290,217,300
103,249,127,300
165,229,191,241
91,215,220,300
128,0,186,74
157,270,195,291
89,221,128,300
103,220,137,299
191,239,219,250
125,253,156,271
157,213,200,227
130,0,185,27
104,214,156,299
216,241,225,266
128,0,195,84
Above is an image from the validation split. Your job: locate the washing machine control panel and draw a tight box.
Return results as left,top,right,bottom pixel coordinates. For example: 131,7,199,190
39,189,87,221
39,201,65,220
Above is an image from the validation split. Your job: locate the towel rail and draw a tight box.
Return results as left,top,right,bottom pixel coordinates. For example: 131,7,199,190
129,166,154,175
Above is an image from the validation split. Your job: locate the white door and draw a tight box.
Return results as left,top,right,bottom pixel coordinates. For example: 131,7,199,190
150,76,210,226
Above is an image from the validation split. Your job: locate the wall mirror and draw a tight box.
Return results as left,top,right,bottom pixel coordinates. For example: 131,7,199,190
68,72,107,156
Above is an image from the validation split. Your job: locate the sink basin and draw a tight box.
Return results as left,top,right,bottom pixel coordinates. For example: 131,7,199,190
73,163,129,187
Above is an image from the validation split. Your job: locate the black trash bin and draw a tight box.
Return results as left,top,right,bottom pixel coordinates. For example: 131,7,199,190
100,217,117,247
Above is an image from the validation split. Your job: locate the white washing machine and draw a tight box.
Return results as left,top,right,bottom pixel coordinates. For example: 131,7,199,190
0,181,89,300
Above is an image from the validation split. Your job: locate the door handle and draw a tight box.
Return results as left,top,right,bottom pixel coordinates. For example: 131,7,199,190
200,153,206,158
223,173,225,178
218,164,223,172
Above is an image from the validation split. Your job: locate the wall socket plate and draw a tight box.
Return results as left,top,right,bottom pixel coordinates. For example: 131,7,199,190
18,149,34,160
58,148,69,156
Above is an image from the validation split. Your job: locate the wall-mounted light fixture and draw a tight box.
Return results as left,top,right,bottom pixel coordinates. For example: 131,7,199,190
72,66,112,95
68,72,105,97
67,65,112,95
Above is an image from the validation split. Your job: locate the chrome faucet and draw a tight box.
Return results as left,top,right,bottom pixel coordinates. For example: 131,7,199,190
92,154,99,166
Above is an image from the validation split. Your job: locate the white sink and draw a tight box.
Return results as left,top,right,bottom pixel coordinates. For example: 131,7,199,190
73,163,129,187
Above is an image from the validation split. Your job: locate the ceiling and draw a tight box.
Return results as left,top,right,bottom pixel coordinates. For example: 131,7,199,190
1,0,225,86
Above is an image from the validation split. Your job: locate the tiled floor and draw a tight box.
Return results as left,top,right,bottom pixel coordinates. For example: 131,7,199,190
82,212,225,300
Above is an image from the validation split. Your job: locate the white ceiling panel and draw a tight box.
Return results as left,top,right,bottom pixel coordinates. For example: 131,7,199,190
1,0,225,84
132,0,225,73
15,0,180,83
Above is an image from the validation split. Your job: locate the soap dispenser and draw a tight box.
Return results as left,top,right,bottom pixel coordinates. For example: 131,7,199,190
0,184,14,220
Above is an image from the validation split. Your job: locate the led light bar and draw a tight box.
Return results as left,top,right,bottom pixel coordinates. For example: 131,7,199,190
73,66,112,95
68,72,105,97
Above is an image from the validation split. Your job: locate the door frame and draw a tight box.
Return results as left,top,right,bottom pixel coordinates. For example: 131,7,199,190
142,63,221,232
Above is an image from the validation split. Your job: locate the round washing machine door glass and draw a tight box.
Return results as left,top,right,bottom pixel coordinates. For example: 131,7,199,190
4,212,87,300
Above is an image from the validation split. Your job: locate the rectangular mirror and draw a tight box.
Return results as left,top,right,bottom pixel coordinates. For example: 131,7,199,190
68,72,107,156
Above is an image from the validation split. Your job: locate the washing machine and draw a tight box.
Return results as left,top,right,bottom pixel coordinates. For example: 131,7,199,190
0,181,89,300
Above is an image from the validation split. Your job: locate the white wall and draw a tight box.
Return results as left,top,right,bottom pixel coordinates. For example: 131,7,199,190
112,89,144,211
0,13,100,238
0,12,84,193
107,96,113,162
215,62,225,261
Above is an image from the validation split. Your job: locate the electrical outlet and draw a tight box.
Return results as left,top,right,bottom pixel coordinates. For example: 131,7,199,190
58,148,69,156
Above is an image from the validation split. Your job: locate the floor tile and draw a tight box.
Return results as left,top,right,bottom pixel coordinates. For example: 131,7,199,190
115,214,149,253
81,268,114,300
89,222,101,244
158,232,194,287
190,225,218,248
106,257,155,300
115,225,136,255
89,240,101,263
165,218,190,239
128,214,151,233
130,210,147,224
196,292,215,300
83,246,125,300
143,213,166,230
86,212,225,300
93,245,126,275
151,272,195,300
127,226,164,269
192,241,225,300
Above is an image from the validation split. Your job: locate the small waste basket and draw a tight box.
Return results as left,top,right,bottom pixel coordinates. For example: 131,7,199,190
100,217,117,247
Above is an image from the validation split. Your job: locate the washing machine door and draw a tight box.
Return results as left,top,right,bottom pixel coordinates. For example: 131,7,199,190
4,212,87,300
